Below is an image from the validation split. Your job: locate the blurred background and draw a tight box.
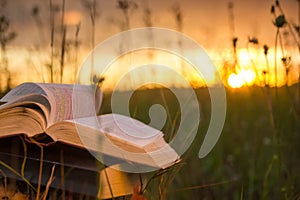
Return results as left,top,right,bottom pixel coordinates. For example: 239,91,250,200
0,0,299,199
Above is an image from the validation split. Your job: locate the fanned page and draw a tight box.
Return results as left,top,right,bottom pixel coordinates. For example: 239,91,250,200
0,82,47,102
0,83,51,129
0,107,45,138
0,83,50,117
0,82,103,127
0,94,51,125
37,83,102,126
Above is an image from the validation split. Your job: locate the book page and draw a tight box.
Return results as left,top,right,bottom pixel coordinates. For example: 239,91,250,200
0,82,103,127
0,83,51,125
36,83,102,127
147,145,180,168
47,115,179,169
50,124,177,170
0,82,46,102
0,94,51,123
0,107,45,137
71,114,163,148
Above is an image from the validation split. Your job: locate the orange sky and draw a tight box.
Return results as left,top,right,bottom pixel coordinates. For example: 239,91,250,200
3,0,298,48
1,0,299,90
2,0,298,48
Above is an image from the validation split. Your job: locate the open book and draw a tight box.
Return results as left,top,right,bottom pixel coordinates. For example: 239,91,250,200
0,82,179,172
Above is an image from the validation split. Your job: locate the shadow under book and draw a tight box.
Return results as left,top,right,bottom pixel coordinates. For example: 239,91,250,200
0,136,149,199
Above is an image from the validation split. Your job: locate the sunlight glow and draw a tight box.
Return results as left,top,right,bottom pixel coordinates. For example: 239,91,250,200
95,49,217,91
227,69,256,88
228,73,244,88
64,11,82,25
239,69,256,85
4,46,299,90
238,49,251,66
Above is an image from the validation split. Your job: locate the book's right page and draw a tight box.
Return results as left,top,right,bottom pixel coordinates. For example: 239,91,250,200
70,114,180,170
47,113,179,170
75,113,163,148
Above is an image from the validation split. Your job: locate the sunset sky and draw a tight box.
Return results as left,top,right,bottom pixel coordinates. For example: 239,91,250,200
1,0,300,90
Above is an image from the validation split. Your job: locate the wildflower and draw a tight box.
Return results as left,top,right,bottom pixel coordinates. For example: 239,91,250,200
263,45,269,55
92,74,105,86
0,15,17,49
117,0,138,10
248,36,258,44
281,56,291,66
0,16,9,33
273,15,286,28
232,37,238,48
271,5,275,14
262,70,268,75
117,0,129,10
31,5,39,16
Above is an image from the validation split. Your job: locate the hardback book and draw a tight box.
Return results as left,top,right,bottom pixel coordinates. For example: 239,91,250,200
0,136,146,199
0,82,179,171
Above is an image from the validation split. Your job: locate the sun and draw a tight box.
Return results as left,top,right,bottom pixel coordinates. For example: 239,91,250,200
227,69,256,88
228,73,244,88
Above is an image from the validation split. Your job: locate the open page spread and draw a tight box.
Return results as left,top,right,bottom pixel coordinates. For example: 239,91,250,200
0,83,179,169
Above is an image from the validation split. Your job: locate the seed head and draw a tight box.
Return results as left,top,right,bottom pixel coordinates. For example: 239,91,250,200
232,37,238,48
248,36,258,44
281,56,291,66
273,15,286,28
263,45,269,55
271,5,275,14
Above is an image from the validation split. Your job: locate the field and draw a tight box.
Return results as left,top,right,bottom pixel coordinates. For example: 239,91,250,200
99,84,300,199
0,84,299,199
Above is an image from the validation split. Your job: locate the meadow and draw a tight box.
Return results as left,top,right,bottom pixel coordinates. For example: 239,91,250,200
0,83,299,200
98,84,300,199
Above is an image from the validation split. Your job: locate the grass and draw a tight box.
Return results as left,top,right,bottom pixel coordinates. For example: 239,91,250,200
100,84,299,199
0,84,299,199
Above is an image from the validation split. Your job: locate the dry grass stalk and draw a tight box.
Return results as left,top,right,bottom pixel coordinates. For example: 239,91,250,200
41,165,56,200
28,139,44,200
49,0,55,83
0,169,8,198
0,161,36,191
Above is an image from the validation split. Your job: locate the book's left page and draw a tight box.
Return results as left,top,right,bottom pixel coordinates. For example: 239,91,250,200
0,82,47,102
0,106,45,138
0,82,103,127
0,83,51,128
